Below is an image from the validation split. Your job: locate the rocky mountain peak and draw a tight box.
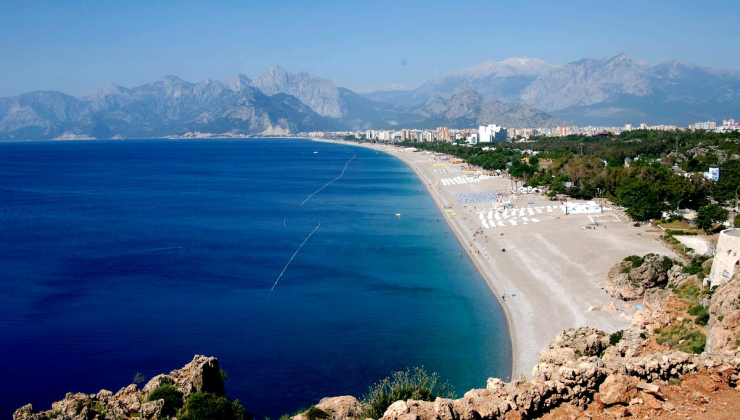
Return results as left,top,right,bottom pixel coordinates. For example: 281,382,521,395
157,75,189,85
451,80,478,96
83,82,128,101
223,74,252,92
606,52,647,68
250,66,343,118
499,57,556,71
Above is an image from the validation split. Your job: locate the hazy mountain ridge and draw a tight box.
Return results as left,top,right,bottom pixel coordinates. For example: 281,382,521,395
397,81,568,129
365,54,740,126
5,53,733,139
0,76,341,140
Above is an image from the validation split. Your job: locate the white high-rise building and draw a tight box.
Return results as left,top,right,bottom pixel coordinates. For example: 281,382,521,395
478,125,508,142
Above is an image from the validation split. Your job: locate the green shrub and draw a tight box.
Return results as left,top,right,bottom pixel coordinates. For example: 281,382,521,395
668,214,684,223
655,324,706,354
666,229,699,236
148,383,184,417
674,276,709,306
623,255,644,268
688,305,710,326
182,392,249,420
682,256,709,276
361,367,455,419
304,406,330,420
661,256,675,272
610,330,624,346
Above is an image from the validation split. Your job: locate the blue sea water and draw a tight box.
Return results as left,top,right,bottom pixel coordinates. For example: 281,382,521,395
0,139,510,419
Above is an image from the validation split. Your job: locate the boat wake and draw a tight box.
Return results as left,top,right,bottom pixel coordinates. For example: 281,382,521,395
299,154,355,206
267,223,321,299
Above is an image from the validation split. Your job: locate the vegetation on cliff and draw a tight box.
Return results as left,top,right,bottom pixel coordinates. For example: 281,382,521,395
360,367,455,419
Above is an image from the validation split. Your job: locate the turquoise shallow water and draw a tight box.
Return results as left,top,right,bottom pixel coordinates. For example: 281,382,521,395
0,138,510,418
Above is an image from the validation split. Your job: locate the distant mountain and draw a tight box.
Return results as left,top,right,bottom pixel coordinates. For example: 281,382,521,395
360,90,417,108
249,66,400,129
0,76,341,140
370,54,740,126
11,53,728,139
413,57,558,104
394,81,568,129
251,66,344,118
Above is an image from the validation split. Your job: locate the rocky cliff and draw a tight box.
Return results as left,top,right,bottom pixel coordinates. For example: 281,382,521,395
707,272,740,355
603,254,673,300
13,355,244,420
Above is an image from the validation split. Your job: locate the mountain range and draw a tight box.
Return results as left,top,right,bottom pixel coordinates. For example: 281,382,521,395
364,54,740,126
1,54,738,140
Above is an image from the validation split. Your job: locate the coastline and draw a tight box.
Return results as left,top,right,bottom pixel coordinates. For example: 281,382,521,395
312,138,678,379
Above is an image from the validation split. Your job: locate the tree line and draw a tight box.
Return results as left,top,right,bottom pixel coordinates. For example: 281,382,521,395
398,130,739,228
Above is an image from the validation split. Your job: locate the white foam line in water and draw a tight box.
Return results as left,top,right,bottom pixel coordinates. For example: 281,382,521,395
268,223,321,298
300,154,355,207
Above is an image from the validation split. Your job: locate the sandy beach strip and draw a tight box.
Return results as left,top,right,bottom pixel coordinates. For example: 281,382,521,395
312,139,678,381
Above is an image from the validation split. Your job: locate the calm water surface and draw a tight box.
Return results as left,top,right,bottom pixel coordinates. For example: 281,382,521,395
0,139,510,419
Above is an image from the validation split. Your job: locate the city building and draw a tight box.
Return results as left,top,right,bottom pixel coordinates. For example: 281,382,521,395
478,124,508,142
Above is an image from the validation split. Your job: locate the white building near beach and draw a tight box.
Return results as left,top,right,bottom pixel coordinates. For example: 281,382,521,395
478,125,508,143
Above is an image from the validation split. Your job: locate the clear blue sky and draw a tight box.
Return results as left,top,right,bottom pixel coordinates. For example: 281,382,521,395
1,0,738,97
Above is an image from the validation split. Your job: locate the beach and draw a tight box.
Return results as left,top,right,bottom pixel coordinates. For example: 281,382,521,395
315,139,678,378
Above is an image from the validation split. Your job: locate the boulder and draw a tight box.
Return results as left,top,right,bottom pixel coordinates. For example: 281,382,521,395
12,404,35,420
601,302,619,313
604,254,672,300
140,399,164,419
598,374,637,405
168,354,225,398
706,272,740,354
538,327,610,366
666,264,697,289
313,396,363,420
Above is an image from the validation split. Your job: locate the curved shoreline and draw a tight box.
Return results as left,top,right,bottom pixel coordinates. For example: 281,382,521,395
311,138,677,380
386,144,517,379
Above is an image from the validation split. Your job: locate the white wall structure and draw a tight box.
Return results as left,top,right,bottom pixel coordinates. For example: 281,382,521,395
708,228,740,287
479,124,508,142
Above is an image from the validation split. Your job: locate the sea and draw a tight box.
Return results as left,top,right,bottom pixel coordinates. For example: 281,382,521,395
0,138,510,419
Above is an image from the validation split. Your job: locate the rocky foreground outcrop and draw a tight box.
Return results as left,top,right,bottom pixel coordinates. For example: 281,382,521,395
316,328,739,420
302,331,739,420
603,254,673,300
14,355,227,420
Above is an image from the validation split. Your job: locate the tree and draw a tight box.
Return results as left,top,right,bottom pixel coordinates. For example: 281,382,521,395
615,177,665,221
713,161,740,205
696,204,728,233
734,213,740,228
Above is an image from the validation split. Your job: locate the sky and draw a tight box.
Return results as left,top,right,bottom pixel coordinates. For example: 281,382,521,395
1,0,739,97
